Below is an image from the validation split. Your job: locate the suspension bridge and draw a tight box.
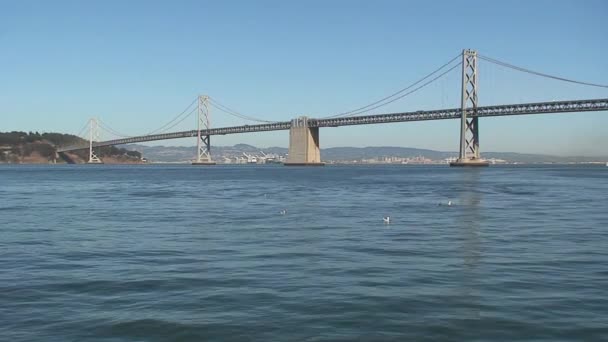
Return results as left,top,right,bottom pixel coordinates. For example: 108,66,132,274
58,49,608,166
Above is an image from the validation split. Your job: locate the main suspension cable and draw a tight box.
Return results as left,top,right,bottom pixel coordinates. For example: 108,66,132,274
330,61,462,118
145,97,199,135
75,121,89,139
479,54,608,89
95,97,200,139
322,53,461,118
157,106,198,133
208,97,276,123
97,119,132,138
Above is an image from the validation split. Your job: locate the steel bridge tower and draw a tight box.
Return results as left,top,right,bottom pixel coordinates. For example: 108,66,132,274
192,95,216,165
450,49,489,167
87,117,102,164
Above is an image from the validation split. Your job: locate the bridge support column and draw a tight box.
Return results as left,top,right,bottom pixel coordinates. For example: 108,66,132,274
451,49,488,167
284,117,323,166
193,95,216,165
87,117,103,164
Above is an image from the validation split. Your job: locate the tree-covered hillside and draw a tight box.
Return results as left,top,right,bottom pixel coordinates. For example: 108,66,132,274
0,131,83,146
0,131,141,163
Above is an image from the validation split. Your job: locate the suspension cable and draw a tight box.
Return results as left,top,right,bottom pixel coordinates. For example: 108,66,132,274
97,119,133,138
331,61,462,118
208,97,276,123
157,106,198,133
92,97,199,140
75,121,89,139
145,97,199,135
478,54,608,88
322,54,461,118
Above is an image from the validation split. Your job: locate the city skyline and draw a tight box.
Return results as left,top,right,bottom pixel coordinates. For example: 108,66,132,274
2,0,607,156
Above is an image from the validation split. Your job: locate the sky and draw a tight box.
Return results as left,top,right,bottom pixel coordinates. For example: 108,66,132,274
1,0,607,156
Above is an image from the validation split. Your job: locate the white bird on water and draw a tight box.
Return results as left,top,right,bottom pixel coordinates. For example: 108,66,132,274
280,209,287,215
447,200,452,206
383,216,391,224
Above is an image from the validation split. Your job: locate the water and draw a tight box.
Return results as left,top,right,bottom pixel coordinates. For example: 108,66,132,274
1,164,607,341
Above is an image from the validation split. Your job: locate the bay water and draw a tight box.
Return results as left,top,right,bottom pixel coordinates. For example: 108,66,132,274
1,165,607,341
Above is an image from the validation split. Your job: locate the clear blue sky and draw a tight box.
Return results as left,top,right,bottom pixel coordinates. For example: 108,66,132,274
2,0,607,155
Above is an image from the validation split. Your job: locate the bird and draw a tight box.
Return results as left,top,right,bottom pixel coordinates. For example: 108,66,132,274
383,216,391,224
280,209,287,215
447,200,452,206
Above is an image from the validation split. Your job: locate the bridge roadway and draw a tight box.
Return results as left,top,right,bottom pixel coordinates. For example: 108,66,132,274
58,98,608,152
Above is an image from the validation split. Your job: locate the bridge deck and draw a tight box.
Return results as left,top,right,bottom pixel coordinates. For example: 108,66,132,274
58,98,608,152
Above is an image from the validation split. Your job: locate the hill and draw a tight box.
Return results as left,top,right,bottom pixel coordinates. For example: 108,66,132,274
0,131,143,164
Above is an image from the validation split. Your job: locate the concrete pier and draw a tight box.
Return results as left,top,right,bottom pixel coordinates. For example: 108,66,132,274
449,158,489,167
284,117,324,166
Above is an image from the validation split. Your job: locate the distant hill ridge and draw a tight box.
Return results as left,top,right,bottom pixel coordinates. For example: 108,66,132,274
126,143,607,163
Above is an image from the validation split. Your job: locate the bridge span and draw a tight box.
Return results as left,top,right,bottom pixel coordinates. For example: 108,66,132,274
58,98,608,160
58,50,608,166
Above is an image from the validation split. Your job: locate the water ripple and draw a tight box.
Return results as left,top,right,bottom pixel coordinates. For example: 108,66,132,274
1,165,607,341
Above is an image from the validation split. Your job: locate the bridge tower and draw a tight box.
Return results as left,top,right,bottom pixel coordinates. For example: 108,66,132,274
192,95,216,165
284,117,323,166
450,49,489,167
87,117,103,164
